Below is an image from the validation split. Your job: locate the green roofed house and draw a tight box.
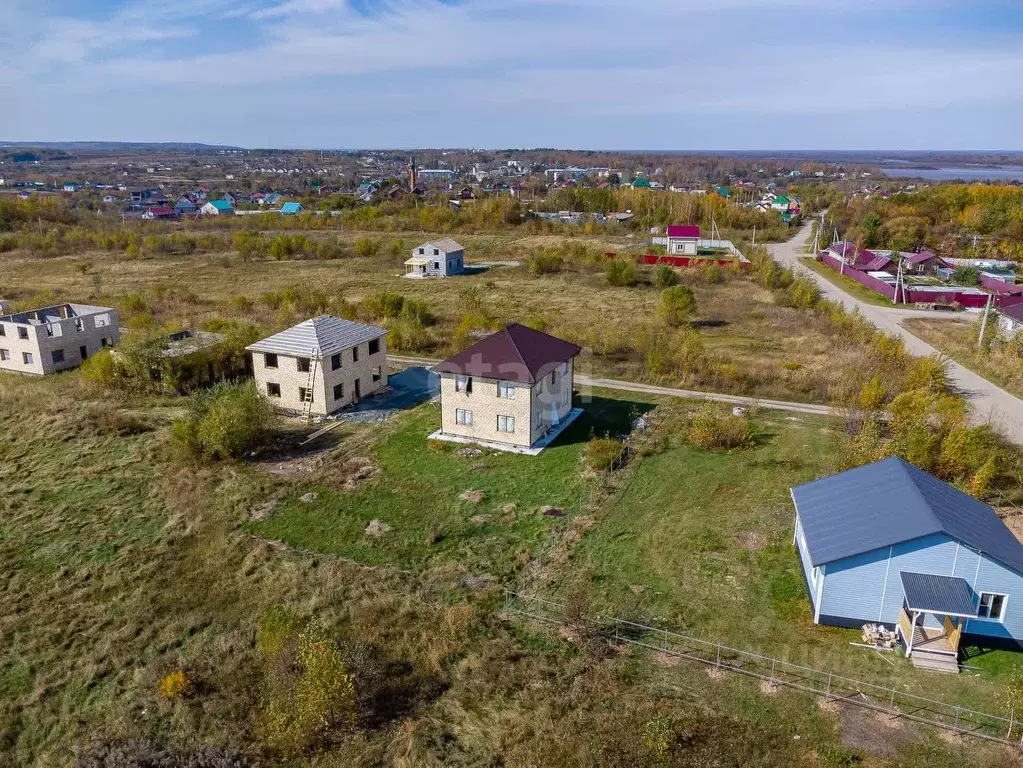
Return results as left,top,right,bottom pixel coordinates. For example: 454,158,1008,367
201,199,235,216
631,177,652,188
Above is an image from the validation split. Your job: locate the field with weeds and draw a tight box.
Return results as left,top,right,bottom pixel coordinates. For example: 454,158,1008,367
799,256,896,307
2,226,909,406
904,316,1023,402
1,360,1021,766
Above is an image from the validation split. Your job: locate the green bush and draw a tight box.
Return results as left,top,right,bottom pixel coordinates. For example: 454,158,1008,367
353,237,379,257
653,265,680,288
685,405,755,451
526,248,565,276
258,616,358,756
656,285,697,327
172,382,277,460
585,437,625,472
604,259,638,287
362,291,405,319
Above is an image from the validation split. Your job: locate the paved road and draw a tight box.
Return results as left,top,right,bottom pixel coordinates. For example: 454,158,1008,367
387,355,838,417
772,224,1023,441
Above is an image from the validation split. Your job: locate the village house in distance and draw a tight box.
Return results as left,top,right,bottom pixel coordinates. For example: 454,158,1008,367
430,323,581,454
0,301,119,375
246,316,388,417
405,238,465,278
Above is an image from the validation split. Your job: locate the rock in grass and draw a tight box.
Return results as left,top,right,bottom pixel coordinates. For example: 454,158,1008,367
365,519,392,536
540,505,566,517
459,489,486,504
299,492,317,503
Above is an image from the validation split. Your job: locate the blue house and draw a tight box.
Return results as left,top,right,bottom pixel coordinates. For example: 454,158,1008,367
792,457,1023,672
280,201,304,215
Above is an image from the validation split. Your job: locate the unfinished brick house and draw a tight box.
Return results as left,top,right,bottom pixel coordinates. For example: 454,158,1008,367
246,316,388,417
0,303,119,375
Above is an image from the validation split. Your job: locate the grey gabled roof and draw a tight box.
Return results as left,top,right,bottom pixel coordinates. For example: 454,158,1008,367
246,316,386,358
899,572,977,617
792,457,1023,575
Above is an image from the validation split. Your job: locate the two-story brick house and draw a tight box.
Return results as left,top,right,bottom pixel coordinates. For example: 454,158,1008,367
0,303,119,375
246,316,388,417
430,323,582,454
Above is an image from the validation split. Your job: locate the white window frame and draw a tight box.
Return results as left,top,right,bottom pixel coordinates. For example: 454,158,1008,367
455,375,471,393
456,408,473,426
22,351,33,365
497,381,516,399
0,349,9,361
978,592,1008,622
497,415,515,434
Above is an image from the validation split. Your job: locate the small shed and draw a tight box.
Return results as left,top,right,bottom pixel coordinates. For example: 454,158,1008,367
666,225,701,256
406,238,465,278
280,201,304,215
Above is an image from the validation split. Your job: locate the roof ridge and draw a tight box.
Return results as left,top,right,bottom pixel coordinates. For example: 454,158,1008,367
502,324,530,376
894,457,956,535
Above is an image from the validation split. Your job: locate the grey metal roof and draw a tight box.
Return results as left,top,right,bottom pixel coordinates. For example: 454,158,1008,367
792,457,1023,575
417,238,463,254
246,316,386,358
899,572,977,617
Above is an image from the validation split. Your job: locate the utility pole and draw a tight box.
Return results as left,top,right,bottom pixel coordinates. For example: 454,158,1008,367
978,292,994,350
752,225,756,248
893,258,903,304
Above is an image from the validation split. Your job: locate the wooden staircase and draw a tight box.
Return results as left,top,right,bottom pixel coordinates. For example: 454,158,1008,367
911,649,960,673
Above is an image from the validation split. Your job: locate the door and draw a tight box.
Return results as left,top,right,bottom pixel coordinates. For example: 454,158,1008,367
354,379,362,400
80,345,88,360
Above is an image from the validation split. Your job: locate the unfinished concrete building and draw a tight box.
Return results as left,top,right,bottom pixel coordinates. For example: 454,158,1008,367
0,303,120,375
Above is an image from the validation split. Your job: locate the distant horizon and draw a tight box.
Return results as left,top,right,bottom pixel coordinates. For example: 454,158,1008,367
4,141,1023,158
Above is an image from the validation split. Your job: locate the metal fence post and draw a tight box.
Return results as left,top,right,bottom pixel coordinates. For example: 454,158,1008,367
663,629,668,651
953,708,960,732
770,658,776,683
825,672,832,699
889,688,896,712
716,644,721,668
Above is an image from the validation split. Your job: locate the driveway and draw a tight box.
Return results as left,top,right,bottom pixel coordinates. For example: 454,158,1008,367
771,224,1023,441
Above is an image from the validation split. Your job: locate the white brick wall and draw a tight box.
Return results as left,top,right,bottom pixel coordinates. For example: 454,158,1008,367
251,337,388,416
438,360,574,448
0,309,119,376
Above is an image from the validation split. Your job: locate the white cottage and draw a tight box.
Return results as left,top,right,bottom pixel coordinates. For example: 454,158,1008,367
405,239,465,278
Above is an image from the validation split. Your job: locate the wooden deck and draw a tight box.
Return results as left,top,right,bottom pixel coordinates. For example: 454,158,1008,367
912,624,956,655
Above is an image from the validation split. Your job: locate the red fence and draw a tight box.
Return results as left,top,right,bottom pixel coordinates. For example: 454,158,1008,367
605,252,749,269
817,253,991,308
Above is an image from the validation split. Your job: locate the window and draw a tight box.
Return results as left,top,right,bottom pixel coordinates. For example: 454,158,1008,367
18,327,28,340
333,383,344,401
266,382,281,397
498,381,516,399
352,346,359,362
978,592,1007,621
455,375,472,393
299,387,312,403
456,408,473,425
51,349,65,364
45,324,54,337
75,318,84,332
0,349,8,361
0,325,5,337
331,353,341,371
418,247,424,254
433,248,439,255
101,337,113,347
497,415,515,433
263,353,278,368
369,338,380,355
372,366,382,383
297,357,311,373
551,369,557,386
22,352,33,365
433,261,440,270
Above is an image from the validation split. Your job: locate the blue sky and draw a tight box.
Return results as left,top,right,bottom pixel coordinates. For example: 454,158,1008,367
3,0,1023,149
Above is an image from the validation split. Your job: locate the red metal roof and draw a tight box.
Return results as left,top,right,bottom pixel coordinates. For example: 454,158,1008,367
666,225,700,239
433,323,581,384
148,207,177,216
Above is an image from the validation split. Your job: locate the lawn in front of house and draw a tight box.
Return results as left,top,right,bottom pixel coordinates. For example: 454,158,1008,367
250,388,662,576
559,409,1023,713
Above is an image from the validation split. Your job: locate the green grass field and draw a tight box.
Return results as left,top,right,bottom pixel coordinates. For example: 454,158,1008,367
252,391,658,577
